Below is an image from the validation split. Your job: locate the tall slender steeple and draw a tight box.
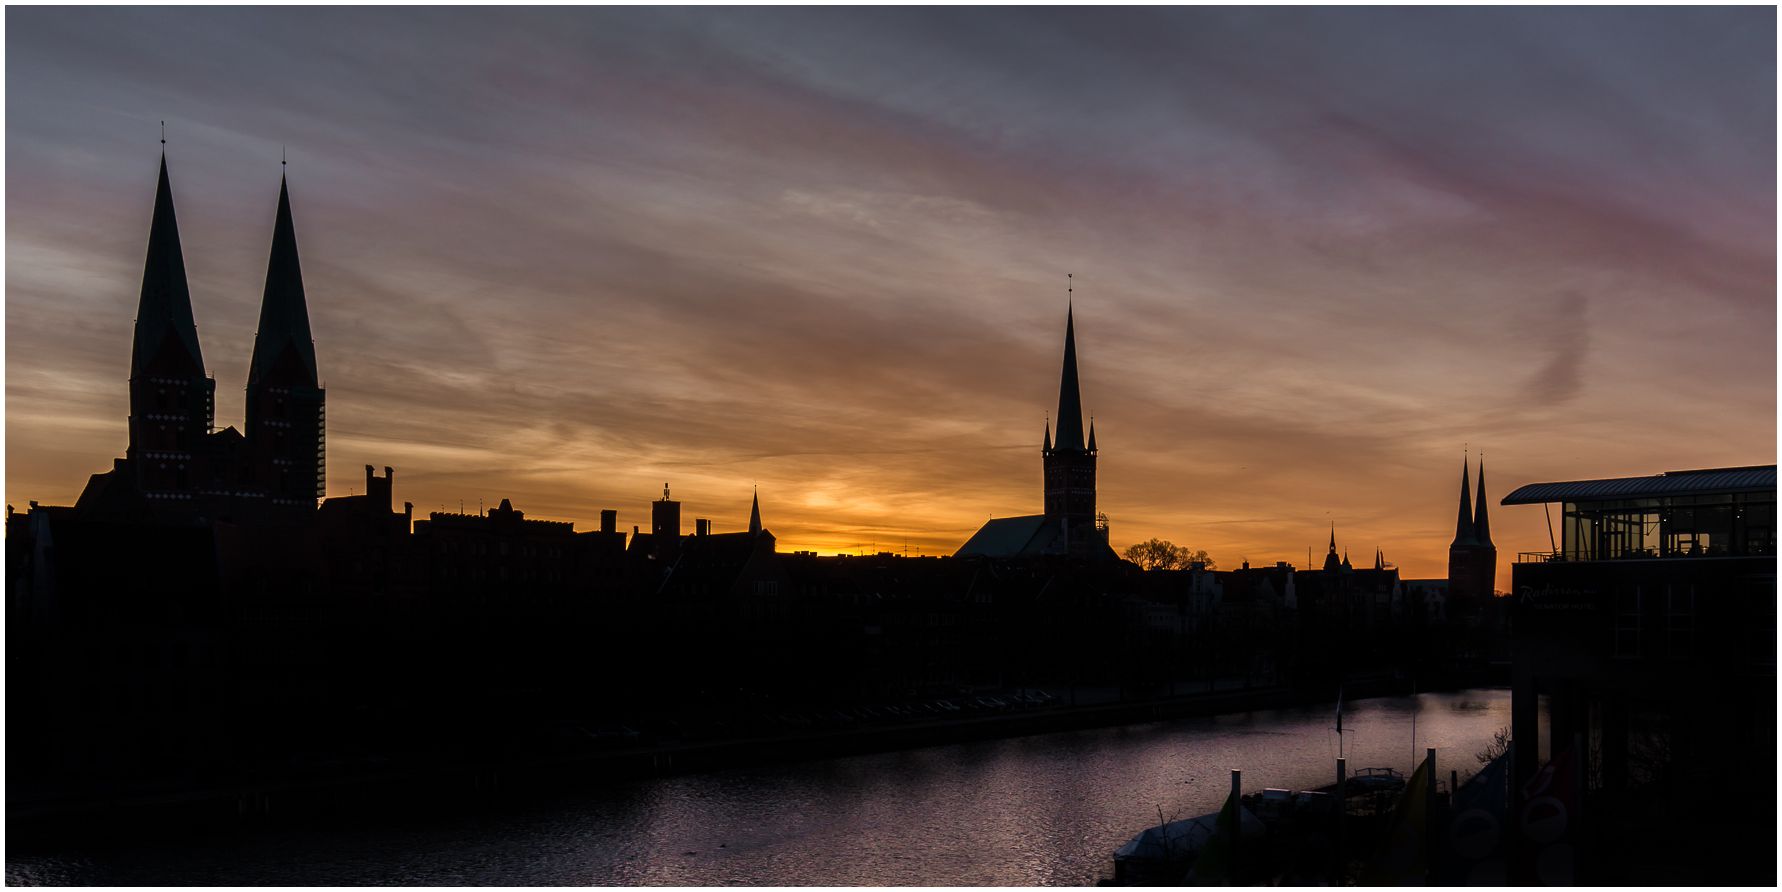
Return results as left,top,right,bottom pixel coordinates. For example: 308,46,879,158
131,154,206,378
1053,304,1085,452
1374,548,1384,571
1473,457,1492,547
245,171,325,505
1043,420,1052,453
248,175,318,391
1040,276,1099,550
748,488,762,536
126,150,216,497
1451,457,1476,547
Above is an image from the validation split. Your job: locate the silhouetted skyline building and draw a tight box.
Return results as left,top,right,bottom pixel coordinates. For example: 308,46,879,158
78,152,324,522
1447,455,1497,605
957,298,1114,560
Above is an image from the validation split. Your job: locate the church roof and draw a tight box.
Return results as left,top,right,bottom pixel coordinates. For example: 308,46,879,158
249,175,318,389
955,515,1055,558
131,155,205,377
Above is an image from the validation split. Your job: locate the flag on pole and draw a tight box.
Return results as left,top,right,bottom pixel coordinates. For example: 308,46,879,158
1363,752,1433,885
1438,750,1511,884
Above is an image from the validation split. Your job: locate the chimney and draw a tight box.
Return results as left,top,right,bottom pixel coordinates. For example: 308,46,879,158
696,518,711,537
600,509,617,534
403,501,413,531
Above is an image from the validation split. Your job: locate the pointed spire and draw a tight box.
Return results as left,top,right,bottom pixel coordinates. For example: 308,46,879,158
1328,524,1337,553
1043,419,1052,453
1374,547,1384,571
748,488,762,536
131,153,205,376
1053,282,1086,452
1453,456,1477,547
1341,549,1352,570
1473,456,1492,547
248,173,318,390
1087,417,1097,453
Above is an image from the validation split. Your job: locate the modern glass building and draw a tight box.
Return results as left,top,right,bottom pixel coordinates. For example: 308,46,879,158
1502,464,1776,884
1505,465,1775,562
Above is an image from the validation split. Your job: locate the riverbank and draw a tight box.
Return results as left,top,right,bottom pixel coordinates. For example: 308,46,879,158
9,668,1501,843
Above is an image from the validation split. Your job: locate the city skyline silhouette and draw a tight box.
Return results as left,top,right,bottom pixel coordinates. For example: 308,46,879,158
7,6,1774,583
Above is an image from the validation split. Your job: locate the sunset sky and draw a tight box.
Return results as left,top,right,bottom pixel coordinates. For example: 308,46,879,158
6,7,1775,581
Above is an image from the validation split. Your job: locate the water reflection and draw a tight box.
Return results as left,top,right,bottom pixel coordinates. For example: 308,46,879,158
8,690,1526,886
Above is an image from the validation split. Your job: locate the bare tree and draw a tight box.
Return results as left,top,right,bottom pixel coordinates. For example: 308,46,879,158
1121,539,1217,571
1476,725,1512,765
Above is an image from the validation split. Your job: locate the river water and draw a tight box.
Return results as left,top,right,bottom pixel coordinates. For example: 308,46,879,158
8,689,1528,886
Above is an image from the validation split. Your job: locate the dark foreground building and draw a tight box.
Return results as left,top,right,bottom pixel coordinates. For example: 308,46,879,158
1503,464,1776,885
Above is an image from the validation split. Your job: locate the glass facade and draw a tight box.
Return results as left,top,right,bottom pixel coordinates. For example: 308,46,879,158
1558,491,1776,561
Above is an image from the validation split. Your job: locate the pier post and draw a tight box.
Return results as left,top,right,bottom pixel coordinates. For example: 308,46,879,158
1335,757,1347,883
1426,747,1436,814
1230,768,1242,867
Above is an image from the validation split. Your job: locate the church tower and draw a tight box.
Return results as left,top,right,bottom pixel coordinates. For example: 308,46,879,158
245,173,325,506
126,153,217,498
1041,294,1101,554
1447,456,1497,606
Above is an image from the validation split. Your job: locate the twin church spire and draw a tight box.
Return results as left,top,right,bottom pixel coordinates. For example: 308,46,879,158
1447,453,1498,604
1451,455,1493,548
123,147,324,507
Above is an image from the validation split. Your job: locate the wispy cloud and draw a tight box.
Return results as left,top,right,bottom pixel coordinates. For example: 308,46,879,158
6,7,1774,580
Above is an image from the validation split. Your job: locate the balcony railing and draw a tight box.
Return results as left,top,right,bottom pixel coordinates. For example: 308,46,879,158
1518,546,1772,564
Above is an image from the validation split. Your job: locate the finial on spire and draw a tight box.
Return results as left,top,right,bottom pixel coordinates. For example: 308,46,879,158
1068,272,1073,309
282,145,286,168
160,120,166,146
663,482,670,501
